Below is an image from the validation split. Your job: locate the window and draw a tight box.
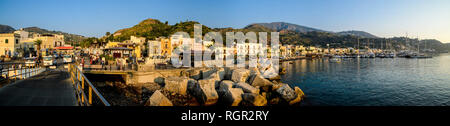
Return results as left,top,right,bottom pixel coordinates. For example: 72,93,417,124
5,39,8,43
16,39,18,44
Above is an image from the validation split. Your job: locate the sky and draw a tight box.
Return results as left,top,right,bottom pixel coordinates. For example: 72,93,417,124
0,0,449,43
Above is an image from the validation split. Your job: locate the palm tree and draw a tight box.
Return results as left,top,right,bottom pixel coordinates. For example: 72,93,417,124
34,39,42,59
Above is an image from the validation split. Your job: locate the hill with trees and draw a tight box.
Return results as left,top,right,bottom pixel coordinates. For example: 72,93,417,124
106,19,450,53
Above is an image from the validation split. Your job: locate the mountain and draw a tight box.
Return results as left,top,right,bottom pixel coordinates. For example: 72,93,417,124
0,24,15,33
337,30,378,38
111,18,212,41
23,27,86,44
251,22,327,33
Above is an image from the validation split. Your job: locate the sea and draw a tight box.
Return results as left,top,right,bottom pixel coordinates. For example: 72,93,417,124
281,53,450,106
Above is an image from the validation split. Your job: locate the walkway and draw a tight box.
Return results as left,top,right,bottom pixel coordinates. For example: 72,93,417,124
0,67,77,106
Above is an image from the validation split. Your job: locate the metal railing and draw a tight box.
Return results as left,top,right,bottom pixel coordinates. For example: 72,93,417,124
68,64,110,106
0,62,46,82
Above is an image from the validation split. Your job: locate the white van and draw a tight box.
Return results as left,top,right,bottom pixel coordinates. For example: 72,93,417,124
63,55,73,63
43,56,56,66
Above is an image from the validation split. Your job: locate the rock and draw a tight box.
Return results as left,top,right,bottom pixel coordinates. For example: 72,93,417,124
202,67,223,79
269,97,280,105
289,86,305,105
249,67,260,76
233,82,259,94
154,77,165,86
164,76,189,95
224,67,236,80
142,83,162,93
242,93,267,106
231,69,250,83
145,90,173,106
275,84,296,101
272,83,283,91
190,77,220,106
187,69,203,80
268,75,281,81
217,80,234,96
180,70,189,77
218,82,244,106
225,88,244,106
250,74,274,87
216,67,226,80
187,79,198,94
261,66,280,80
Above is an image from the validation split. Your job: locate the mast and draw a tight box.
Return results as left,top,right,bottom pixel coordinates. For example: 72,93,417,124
417,34,419,53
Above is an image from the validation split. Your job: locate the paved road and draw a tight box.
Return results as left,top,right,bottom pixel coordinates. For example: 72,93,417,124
0,61,77,106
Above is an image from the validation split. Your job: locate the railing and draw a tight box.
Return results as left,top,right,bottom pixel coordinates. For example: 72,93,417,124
0,62,46,82
68,64,110,106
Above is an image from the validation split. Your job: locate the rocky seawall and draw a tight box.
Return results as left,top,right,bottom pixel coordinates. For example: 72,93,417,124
89,65,305,106
143,65,305,106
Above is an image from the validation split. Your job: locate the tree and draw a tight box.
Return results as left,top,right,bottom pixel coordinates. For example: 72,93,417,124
106,32,111,36
34,39,42,58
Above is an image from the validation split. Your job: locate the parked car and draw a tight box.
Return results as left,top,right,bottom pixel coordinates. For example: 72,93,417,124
24,57,37,67
43,56,56,66
63,55,73,63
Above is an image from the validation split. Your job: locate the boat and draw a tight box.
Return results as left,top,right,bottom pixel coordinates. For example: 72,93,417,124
329,58,341,63
406,53,432,58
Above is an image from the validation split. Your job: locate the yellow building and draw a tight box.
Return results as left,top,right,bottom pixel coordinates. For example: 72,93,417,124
105,41,143,58
160,37,172,57
0,33,21,57
31,34,64,49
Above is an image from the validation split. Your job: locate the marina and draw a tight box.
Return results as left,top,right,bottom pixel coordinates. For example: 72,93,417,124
281,53,450,106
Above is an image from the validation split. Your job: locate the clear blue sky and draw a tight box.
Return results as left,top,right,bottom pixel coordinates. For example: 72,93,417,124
1,0,449,43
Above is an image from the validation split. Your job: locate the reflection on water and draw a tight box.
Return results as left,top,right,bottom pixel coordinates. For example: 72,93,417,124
281,54,450,106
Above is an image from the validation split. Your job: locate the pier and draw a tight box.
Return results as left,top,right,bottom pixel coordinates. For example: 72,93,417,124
0,61,110,106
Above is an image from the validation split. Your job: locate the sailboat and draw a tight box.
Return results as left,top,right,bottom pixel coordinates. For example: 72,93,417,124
406,35,432,58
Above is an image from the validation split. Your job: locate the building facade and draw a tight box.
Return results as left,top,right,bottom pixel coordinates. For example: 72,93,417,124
0,33,21,57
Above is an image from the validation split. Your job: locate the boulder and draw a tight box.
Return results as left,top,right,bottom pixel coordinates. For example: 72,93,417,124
225,88,244,106
145,90,173,106
233,82,259,94
216,67,226,80
142,83,162,94
154,77,165,86
272,83,284,91
187,79,198,94
190,77,220,106
242,93,267,106
249,67,260,76
224,67,236,80
289,86,305,105
250,74,274,87
261,66,280,80
275,84,296,101
164,76,189,95
202,67,224,79
217,80,234,96
231,69,250,83
218,82,244,106
187,68,203,80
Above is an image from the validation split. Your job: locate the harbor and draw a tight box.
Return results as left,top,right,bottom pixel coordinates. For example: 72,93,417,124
281,53,450,106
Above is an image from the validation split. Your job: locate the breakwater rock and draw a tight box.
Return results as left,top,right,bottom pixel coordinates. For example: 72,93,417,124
142,66,305,106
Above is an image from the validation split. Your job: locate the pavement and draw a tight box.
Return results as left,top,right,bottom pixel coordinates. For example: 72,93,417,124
0,59,77,106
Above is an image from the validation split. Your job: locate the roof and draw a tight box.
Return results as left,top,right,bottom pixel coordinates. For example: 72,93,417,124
103,47,133,50
55,46,74,50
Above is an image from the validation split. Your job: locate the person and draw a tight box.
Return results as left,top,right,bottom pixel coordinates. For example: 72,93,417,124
116,58,121,70
81,58,85,69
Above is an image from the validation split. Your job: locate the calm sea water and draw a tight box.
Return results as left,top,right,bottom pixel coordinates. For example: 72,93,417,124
281,53,450,106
